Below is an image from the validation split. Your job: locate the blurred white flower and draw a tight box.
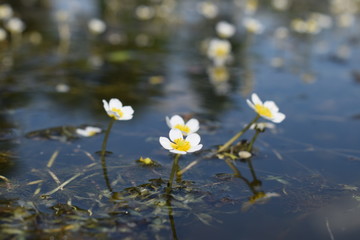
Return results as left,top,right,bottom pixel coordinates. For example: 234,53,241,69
216,21,236,38
166,115,199,136
88,18,106,34
103,98,134,120
243,17,264,34
0,4,13,20
6,17,25,33
135,5,155,20
207,38,231,66
197,2,218,19
159,129,203,155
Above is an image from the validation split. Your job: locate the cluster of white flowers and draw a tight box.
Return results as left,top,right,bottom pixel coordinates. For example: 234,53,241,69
160,115,203,155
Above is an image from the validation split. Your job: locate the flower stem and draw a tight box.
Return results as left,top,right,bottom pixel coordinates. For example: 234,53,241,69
101,118,115,192
217,115,260,153
167,154,181,194
247,129,261,152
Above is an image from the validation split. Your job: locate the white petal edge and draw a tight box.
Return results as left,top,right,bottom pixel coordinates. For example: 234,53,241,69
169,115,185,127
122,106,134,115
159,137,172,150
169,129,183,141
185,133,201,146
170,149,187,155
102,100,110,111
186,119,200,133
246,99,256,110
251,93,262,105
109,98,123,109
188,144,203,153
272,112,286,123
263,101,279,113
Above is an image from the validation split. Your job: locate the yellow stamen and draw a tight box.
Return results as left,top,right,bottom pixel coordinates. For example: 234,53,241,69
110,108,124,118
254,104,272,118
171,138,191,152
174,124,190,134
215,46,228,57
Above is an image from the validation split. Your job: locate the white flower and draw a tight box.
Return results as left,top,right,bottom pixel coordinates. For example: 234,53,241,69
166,115,199,136
216,21,236,38
246,93,285,123
196,2,218,19
88,18,106,34
76,126,102,137
103,98,134,120
159,129,203,155
207,38,231,66
243,17,264,34
6,17,25,33
0,4,13,20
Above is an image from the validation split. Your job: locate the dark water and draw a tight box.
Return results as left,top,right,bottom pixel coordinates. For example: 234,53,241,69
1,0,360,239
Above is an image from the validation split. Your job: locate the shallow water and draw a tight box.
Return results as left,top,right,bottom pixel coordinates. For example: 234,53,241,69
1,0,360,239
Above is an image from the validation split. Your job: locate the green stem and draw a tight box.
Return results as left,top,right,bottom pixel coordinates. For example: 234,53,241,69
167,196,179,240
167,154,181,194
217,115,260,153
247,129,261,152
101,118,115,192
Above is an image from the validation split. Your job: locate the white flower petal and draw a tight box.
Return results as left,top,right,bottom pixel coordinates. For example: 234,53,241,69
122,106,134,115
120,114,133,120
169,129,183,141
102,99,110,111
246,99,255,110
170,149,187,155
186,118,199,133
185,133,201,146
188,144,203,153
251,93,262,105
109,98,123,109
159,137,172,150
169,115,185,127
165,116,172,128
264,101,279,113
272,112,286,123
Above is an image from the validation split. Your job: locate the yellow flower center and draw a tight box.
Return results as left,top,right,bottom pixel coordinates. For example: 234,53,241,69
174,124,190,134
215,46,228,57
254,104,272,118
110,107,124,118
88,131,97,136
171,138,191,152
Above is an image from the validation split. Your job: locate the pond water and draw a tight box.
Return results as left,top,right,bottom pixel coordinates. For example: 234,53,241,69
1,0,360,239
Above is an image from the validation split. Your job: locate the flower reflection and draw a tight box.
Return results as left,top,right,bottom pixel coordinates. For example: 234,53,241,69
207,66,230,95
207,38,231,66
76,126,102,137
